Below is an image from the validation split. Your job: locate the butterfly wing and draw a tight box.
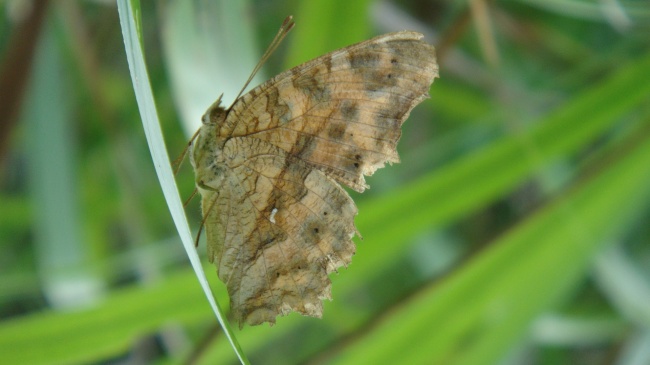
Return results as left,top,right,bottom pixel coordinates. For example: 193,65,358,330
202,137,357,327
201,31,437,327
219,31,439,192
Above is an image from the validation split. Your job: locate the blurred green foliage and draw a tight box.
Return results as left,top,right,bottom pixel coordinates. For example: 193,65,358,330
0,0,649,365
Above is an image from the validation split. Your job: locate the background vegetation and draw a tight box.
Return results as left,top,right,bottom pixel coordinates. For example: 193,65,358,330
1,0,649,364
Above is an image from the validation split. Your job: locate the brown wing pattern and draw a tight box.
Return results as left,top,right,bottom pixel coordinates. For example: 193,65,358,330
220,31,438,192
201,137,357,327
195,31,437,327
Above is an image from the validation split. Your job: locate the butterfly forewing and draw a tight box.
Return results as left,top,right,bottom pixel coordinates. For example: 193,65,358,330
221,31,438,192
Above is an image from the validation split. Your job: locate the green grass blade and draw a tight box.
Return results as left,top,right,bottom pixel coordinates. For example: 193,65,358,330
331,123,650,365
24,14,104,308
0,269,215,364
115,1,247,364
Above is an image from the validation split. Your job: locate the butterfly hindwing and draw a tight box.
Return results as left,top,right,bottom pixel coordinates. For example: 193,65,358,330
201,138,357,327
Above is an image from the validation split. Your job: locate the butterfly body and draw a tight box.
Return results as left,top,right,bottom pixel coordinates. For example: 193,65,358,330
191,31,438,327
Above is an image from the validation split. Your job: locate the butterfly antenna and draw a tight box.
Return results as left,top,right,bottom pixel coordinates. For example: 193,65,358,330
172,128,201,175
195,194,220,247
230,15,295,106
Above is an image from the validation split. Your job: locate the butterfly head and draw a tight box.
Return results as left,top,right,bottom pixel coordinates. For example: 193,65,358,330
201,94,228,126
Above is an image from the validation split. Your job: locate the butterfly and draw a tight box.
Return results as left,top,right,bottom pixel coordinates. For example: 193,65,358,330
189,17,438,328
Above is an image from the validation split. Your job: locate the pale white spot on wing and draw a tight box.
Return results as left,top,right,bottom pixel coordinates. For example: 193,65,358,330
270,207,278,224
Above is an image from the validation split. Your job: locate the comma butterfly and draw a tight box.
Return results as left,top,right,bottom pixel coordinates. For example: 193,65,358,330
190,17,438,328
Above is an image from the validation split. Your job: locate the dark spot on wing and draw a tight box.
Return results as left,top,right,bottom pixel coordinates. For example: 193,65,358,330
328,123,346,140
265,87,291,124
340,100,359,121
368,70,397,87
291,134,316,159
293,72,331,102
348,51,381,69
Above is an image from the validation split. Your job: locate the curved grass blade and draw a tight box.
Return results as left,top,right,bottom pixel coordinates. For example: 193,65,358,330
116,1,248,363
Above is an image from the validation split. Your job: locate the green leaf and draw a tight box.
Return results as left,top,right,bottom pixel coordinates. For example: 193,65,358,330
331,121,650,365
0,269,212,365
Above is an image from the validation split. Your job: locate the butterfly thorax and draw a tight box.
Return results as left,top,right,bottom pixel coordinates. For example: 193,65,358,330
190,99,228,194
